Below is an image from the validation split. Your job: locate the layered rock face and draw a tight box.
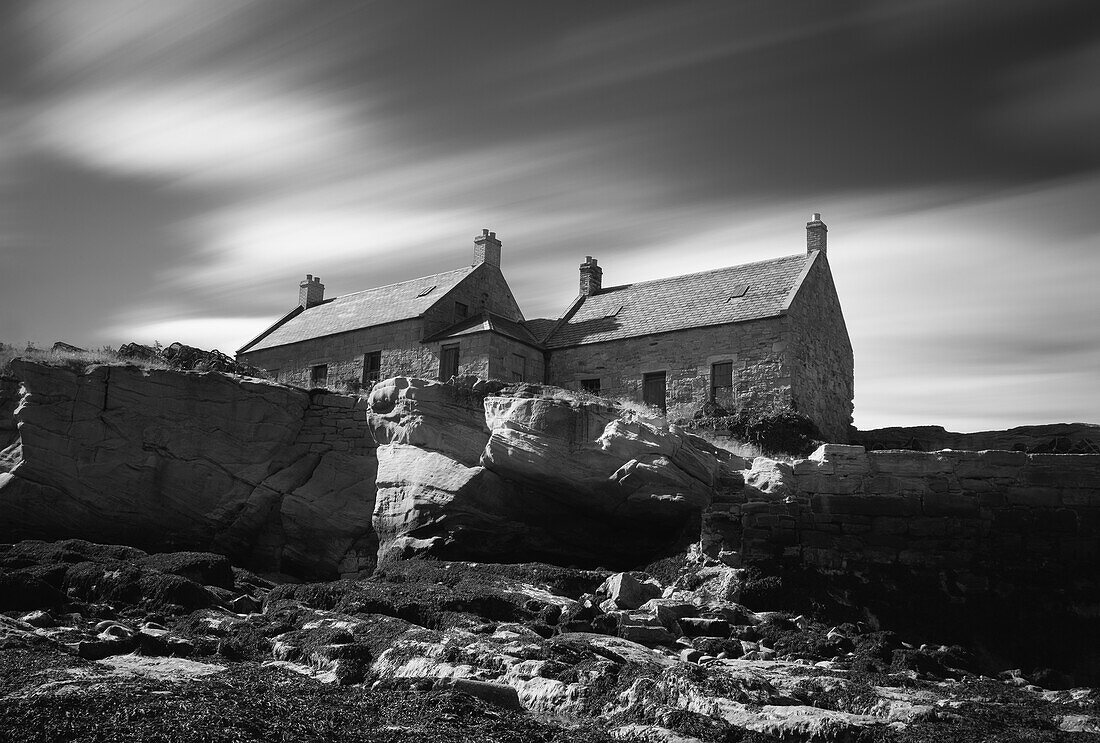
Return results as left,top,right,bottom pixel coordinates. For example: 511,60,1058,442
2,366,725,576
370,380,726,568
0,361,377,579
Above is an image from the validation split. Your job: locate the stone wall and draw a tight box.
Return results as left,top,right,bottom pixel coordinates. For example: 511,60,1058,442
546,318,794,419
243,319,437,390
420,264,525,338
722,445,1099,574
704,444,1100,674
785,255,853,442
424,332,545,383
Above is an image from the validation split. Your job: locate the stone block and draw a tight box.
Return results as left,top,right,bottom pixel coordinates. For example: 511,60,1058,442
811,494,919,517
1004,486,1062,508
921,492,979,517
869,451,952,476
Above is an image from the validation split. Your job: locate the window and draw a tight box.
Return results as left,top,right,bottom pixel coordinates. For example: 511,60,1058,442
310,364,328,388
642,371,666,414
362,351,382,387
454,302,468,322
416,285,437,297
711,362,734,409
440,344,459,381
510,353,526,382
580,378,601,394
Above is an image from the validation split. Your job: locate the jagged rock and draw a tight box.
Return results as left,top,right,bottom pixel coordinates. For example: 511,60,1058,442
374,380,720,568
742,457,794,499
367,377,489,467
599,573,663,610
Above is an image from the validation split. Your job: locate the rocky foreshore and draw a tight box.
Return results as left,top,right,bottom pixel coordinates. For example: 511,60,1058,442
2,539,1098,742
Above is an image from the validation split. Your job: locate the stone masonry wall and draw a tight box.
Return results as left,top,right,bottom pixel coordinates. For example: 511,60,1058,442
546,318,794,420
420,264,525,338
709,445,1099,585
242,319,436,391
785,255,853,443
423,332,545,383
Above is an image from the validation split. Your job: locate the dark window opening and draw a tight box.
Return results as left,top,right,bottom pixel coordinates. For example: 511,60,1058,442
454,302,468,322
510,353,525,382
362,351,382,387
310,364,328,388
711,362,734,409
642,371,666,414
580,378,601,394
416,285,437,297
440,344,459,381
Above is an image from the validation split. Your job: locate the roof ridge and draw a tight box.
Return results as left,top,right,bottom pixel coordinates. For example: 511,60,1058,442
325,264,476,302
594,253,806,293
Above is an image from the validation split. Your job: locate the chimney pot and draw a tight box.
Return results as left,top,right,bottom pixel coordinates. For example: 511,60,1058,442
579,256,603,296
806,213,827,255
473,228,502,267
299,273,325,308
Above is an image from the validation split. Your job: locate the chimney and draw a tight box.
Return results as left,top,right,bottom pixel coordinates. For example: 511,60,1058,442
473,228,502,267
299,274,325,308
806,213,827,254
579,256,603,296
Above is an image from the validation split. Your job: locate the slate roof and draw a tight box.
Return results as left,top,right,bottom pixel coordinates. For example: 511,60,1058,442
522,318,560,343
240,265,477,353
542,253,814,348
424,311,543,348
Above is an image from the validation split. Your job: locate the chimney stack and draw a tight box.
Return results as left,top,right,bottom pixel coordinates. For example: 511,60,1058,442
806,213,827,254
473,228,502,267
579,256,603,296
299,274,325,308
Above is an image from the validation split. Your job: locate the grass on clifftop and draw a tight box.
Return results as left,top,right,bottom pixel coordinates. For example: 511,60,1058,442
1,342,170,376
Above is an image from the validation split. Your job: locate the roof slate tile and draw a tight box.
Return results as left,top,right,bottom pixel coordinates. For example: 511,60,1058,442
543,254,810,348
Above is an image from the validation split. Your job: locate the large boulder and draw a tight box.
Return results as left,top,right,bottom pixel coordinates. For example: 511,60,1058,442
373,381,719,568
0,361,376,579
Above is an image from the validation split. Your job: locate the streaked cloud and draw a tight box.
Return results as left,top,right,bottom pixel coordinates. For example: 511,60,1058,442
2,0,1098,433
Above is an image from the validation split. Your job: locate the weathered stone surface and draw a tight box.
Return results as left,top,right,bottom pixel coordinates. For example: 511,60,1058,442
599,573,663,610
0,361,376,579
367,377,488,467
377,384,719,568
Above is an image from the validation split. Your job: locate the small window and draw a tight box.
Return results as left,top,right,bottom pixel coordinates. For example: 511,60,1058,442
711,362,734,408
416,285,437,297
440,344,459,381
310,364,328,388
604,305,624,318
454,302,468,322
362,351,382,387
580,378,601,394
510,353,525,382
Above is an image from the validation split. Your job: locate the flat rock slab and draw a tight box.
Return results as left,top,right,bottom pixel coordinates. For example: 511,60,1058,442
96,655,226,681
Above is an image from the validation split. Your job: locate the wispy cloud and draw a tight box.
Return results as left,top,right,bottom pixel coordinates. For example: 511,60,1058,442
29,81,366,186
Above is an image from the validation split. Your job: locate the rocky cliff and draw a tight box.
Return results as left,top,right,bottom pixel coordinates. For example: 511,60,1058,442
3,361,1099,683
1,363,728,577
0,361,377,580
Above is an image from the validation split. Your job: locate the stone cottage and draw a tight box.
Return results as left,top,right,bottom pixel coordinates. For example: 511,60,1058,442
237,215,853,441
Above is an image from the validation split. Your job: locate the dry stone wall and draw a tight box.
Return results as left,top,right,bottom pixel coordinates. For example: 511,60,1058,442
717,444,1099,577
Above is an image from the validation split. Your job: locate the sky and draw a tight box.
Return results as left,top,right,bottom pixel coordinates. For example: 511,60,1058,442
1,0,1098,432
